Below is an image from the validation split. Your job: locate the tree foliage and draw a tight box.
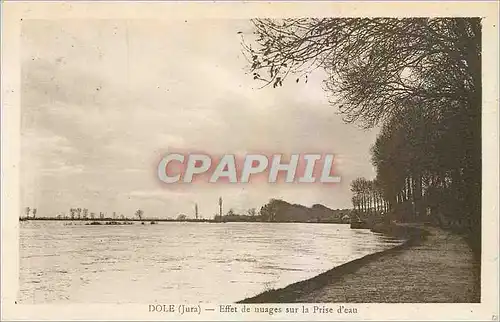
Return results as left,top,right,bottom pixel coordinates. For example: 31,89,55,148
243,18,480,128
350,178,388,217
135,209,144,220
244,18,481,244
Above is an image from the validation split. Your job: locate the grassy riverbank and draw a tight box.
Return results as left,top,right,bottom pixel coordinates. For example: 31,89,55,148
238,225,480,303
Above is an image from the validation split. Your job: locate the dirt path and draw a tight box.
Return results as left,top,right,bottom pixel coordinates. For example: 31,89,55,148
239,226,480,303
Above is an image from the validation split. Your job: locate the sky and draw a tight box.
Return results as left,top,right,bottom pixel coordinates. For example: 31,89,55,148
20,19,379,219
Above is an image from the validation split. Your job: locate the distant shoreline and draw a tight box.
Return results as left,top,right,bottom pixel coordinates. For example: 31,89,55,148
19,200,357,225
19,217,212,223
18,217,350,224
237,224,480,303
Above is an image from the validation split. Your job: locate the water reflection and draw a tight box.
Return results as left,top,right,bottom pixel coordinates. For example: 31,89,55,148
19,221,403,303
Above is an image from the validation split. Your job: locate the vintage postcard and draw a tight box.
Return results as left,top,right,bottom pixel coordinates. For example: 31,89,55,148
1,1,499,321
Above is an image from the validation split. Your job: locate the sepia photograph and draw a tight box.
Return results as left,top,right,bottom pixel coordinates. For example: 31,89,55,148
1,1,499,321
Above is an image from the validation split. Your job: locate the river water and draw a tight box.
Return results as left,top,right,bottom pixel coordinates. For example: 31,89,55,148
19,221,402,304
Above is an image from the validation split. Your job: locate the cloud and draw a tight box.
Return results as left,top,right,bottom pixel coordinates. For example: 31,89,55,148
20,19,379,217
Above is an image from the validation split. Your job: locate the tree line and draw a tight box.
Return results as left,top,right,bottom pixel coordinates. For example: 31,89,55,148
242,18,481,248
350,178,390,216
217,199,351,223
21,207,145,221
